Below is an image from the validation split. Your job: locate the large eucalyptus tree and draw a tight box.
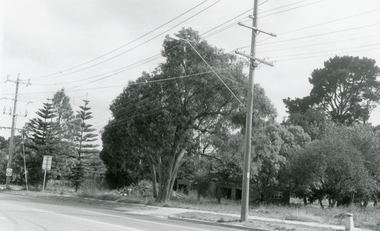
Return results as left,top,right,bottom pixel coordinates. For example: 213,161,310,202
101,28,252,202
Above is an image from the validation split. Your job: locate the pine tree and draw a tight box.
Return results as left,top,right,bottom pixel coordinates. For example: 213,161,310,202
72,99,100,191
26,101,57,186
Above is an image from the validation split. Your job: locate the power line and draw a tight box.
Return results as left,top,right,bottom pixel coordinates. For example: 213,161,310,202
259,32,380,53
93,77,243,130
33,1,221,81
34,0,331,92
33,0,324,87
257,22,380,47
34,54,162,86
275,45,380,62
33,0,209,80
278,8,380,36
260,0,327,18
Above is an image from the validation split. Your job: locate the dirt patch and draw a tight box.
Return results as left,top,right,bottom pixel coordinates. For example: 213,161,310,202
173,212,339,231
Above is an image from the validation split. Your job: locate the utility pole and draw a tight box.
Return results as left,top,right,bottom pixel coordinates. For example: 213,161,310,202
5,75,30,189
236,0,275,222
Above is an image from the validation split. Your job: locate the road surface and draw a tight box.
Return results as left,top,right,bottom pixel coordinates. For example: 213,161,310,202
0,193,245,231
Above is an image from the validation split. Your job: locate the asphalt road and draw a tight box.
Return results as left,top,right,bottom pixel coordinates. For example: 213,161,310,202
0,193,245,231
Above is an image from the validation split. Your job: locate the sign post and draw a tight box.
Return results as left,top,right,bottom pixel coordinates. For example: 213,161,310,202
6,168,13,177
42,155,52,193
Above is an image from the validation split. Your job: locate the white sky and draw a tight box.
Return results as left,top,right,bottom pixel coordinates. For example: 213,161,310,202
1,0,380,146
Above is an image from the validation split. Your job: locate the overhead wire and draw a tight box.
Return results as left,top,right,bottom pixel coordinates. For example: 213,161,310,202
201,0,301,39
274,44,380,62
15,67,243,97
259,32,380,53
34,0,318,87
260,0,327,18
33,0,210,80
35,0,325,91
34,54,161,85
22,1,380,130
55,1,314,93
33,0,221,81
93,74,245,130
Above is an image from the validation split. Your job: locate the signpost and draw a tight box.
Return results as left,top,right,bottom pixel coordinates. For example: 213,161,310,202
5,168,13,177
42,155,52,193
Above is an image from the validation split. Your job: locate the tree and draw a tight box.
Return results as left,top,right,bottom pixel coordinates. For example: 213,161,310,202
251,123,310,203
25,101,57,186
100,121,150,189
0,136,8,184
339,124,380,206
289,124,377,208
282,108,328,140
101,28,274,202
284,56,380,124
51,89,77,180
71,99,100,191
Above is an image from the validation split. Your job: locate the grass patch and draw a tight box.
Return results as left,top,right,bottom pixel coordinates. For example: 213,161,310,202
5,184,380,231
167,192,380,230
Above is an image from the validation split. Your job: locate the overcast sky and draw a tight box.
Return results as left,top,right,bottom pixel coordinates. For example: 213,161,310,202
1,0,380,145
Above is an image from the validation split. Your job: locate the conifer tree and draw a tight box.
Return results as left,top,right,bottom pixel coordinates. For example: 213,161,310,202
72,99,100,191
26,101,57,186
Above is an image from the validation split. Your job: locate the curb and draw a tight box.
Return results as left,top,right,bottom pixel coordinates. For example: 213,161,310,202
168,215,268,231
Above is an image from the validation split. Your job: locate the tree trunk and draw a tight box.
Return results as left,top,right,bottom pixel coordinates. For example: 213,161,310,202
318,196,324,209
168,149,185,193
147,156,158,198
157,149,186,203
151,166,158,199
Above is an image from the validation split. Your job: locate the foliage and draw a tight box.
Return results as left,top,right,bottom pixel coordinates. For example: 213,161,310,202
71,99,100,191
0,136,8,184
251,123,310,203
289,124,379,208
17,90,104,191
24,101,57,186
282,108,328,140
284,56,380,124
50,89,77,180
100,120,150,189
101,28,257,202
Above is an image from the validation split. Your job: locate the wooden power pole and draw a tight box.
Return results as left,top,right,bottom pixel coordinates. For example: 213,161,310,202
5,75,30,189
236,0,275,221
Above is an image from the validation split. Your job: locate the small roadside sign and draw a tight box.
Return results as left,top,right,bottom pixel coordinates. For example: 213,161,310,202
5,168,12,177
42,155,52,170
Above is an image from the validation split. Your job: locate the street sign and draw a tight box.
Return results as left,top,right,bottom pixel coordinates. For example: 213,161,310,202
42,155,52,170
5,168,12,177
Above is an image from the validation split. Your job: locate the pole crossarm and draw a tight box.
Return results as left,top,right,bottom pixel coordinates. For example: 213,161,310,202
5,76,31,86
238,22,277,37
235,50,274,67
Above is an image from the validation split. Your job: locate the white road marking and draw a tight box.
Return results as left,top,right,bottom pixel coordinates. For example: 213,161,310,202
83,210,215,231
0,216,5,219
33,209,141,231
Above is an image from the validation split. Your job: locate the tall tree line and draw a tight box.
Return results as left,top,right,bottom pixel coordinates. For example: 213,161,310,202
5,89,104,190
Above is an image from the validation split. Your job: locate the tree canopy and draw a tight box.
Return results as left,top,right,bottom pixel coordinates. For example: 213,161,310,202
100,28,276,202
288,123,379,207
284,56,380,124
